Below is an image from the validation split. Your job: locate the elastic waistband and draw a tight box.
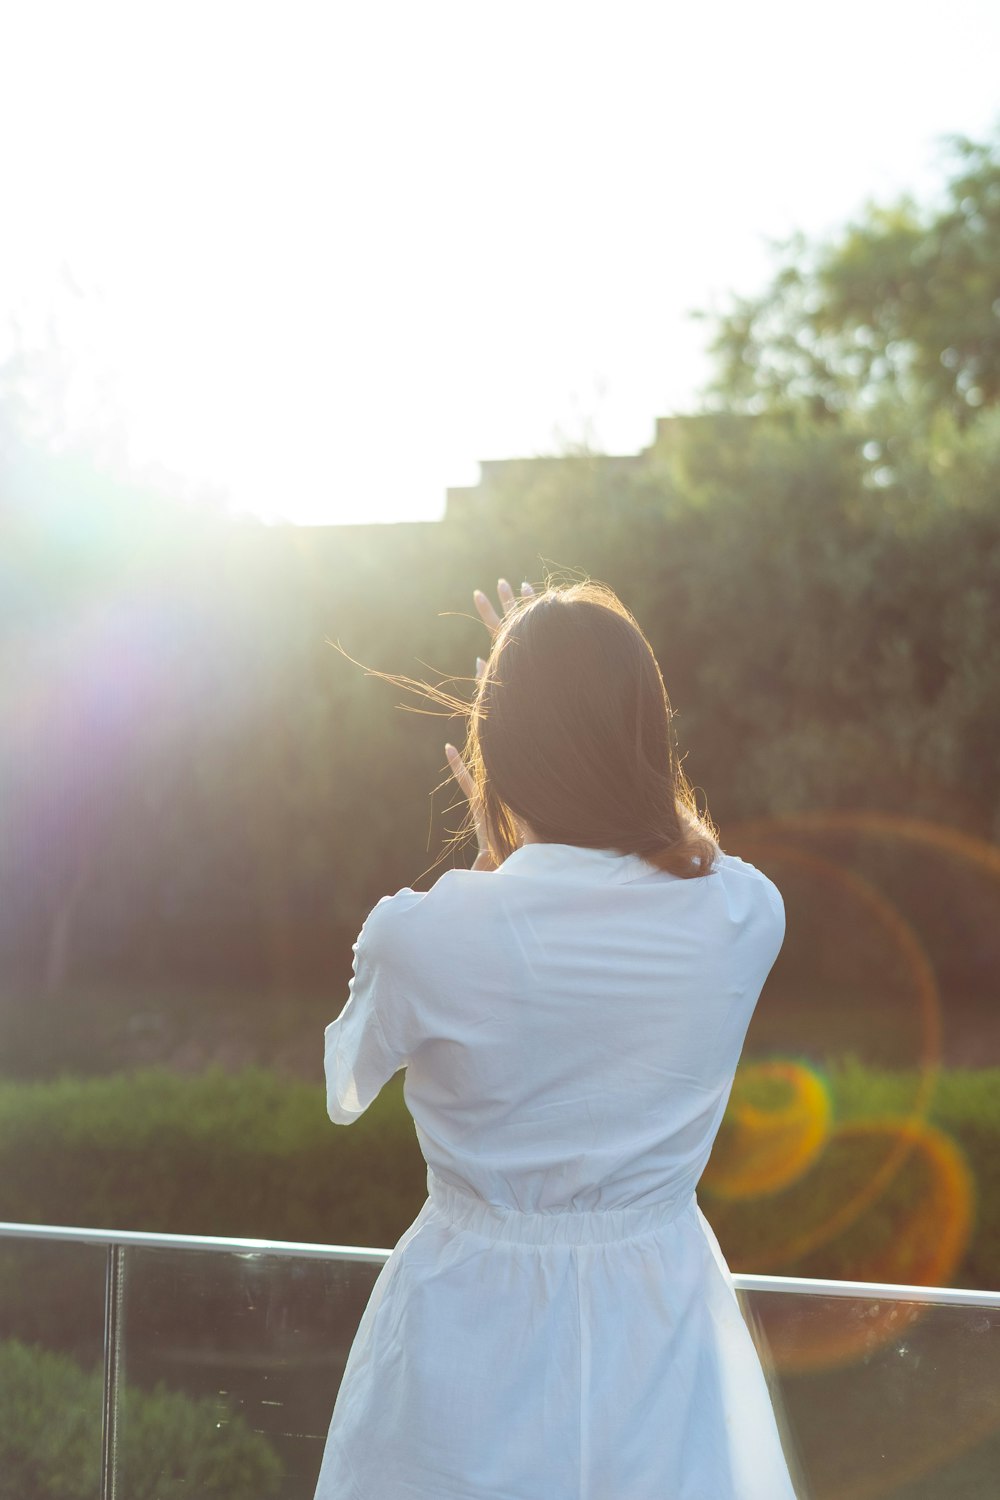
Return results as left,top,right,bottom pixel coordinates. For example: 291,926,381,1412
426,1169,695,1246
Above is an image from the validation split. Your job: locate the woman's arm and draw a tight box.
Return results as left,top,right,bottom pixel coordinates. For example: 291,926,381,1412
325,895,418,1123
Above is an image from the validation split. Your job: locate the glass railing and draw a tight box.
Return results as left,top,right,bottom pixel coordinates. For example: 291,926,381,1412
1,1221,998,1500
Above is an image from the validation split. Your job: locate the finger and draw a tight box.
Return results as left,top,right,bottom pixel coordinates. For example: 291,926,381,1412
473,588,502,635
475,656,486,681
497,578,517,613
521,580,534,597
444,743,476,801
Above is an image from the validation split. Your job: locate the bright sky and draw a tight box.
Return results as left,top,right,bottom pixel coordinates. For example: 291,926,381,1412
2,1,998,525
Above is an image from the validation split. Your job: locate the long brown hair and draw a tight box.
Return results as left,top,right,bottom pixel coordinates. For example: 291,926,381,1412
466,579,719,877
332,575,721,880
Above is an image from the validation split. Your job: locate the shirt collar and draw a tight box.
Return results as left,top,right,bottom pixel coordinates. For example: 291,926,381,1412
493,842,669,885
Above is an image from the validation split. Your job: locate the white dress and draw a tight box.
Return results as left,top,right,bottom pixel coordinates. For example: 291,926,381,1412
315,843,804,1500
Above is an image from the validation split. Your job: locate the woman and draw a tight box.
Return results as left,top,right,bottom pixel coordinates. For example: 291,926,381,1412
315,577,803,1500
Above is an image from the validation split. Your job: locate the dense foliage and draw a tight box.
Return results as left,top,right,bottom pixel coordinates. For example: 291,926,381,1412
0,1066,423,1247
698,128,1000,425
0,1339,283,1500
2,408,997,1026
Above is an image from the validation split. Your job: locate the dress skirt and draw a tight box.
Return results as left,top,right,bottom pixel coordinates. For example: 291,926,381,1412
314,1169,803,1500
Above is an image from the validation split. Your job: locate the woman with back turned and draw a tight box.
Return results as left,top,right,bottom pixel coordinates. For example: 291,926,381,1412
314,576,803,1500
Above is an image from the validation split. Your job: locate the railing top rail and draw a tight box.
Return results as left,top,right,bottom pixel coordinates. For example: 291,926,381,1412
0,1220,388,1264
1,1220,998,1307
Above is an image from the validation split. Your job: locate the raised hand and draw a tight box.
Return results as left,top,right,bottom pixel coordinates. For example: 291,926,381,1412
471,578,534,681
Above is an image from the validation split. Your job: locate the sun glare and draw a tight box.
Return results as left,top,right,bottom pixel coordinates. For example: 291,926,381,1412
2,2,998,523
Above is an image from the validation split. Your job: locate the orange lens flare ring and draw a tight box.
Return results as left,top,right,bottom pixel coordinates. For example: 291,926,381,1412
702,813,997,1387
704,841,944,1263
703,1059,831,1201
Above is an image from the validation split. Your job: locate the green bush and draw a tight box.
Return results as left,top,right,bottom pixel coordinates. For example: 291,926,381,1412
0,1065,425,1247
0,1062,997,1290
0,1339,282,1500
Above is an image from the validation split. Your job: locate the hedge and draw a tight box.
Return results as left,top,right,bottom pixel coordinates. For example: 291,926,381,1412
0,1065,426,1247
0,1339,283,1500
0,1061,997,1290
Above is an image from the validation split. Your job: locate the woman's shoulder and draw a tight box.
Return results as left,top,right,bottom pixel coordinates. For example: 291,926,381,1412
360,866,486,936
354,871,495,986
712,848,774,879
711,849,785,927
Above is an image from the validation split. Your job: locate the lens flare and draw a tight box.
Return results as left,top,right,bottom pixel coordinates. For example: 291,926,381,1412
704,842,945,1270
731,810,1000,885
701,811,999,1398
702,1060,831,1199
759,1117,975,1375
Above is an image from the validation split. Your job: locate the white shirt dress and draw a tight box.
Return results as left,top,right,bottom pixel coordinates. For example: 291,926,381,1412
315,843,803,1500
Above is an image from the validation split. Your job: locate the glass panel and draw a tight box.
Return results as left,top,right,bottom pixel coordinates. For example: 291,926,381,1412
6,1229,997,1500
742,1287,1000,1500
0,1236,107,1499
110,1245,383,1499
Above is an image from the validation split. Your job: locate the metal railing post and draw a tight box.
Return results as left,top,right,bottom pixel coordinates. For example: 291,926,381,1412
100,1243,125,1500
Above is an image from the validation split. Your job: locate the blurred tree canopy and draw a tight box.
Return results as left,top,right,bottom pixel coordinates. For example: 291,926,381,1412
0,126,998,1053
698,127,1000,426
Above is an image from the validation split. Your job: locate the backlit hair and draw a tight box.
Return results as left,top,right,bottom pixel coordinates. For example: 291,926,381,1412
462,580,720,878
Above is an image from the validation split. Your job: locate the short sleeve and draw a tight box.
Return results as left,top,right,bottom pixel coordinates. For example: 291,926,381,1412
324,891,422,1124
713,852,787,991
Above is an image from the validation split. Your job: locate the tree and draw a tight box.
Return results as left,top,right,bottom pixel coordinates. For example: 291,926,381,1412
698,126,1000,427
